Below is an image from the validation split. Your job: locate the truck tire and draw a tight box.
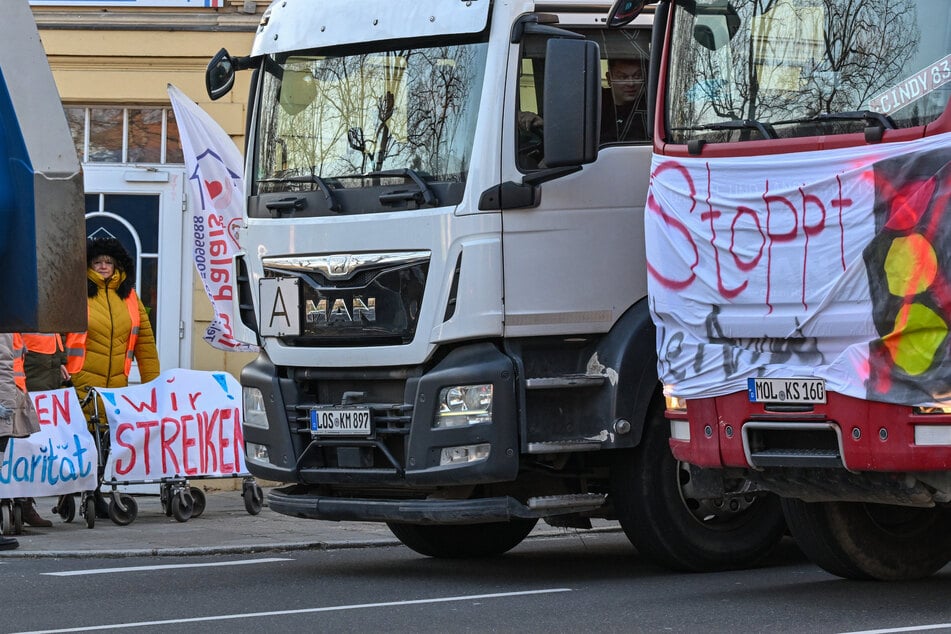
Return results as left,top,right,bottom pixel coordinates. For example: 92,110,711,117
610,395,786,572
386,519,538,559
781,498,951,581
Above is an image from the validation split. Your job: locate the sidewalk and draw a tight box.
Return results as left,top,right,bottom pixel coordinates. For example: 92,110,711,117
0,489,618,558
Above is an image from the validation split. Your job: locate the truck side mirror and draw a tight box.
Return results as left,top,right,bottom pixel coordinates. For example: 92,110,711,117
693,4,741,51
542,38,601,168
206,48,237,101
607,0,650,27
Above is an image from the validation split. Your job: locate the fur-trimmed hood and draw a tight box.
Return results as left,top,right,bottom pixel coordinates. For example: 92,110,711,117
87,237,135,299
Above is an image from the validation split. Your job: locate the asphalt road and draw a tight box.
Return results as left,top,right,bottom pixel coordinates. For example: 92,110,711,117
5,532,951,634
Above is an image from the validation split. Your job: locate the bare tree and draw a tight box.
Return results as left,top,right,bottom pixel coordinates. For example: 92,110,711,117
673,0,919,135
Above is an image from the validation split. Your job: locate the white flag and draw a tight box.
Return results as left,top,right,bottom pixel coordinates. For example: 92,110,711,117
168,83,257,352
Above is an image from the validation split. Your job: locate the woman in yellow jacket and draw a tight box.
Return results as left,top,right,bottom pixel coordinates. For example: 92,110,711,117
68,238,160,516
70,237,160,397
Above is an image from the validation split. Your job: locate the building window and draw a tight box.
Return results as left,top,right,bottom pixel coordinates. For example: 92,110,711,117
64,106,184,165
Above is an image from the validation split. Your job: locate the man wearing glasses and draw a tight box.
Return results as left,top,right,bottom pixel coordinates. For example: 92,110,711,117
602,57,648,144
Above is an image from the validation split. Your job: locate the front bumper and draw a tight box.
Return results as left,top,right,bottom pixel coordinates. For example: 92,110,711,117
670,390,951,472
268,485,539,524
241,342,520,488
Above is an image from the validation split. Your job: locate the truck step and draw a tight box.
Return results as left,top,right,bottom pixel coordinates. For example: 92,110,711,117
525,374,606,389
527,439,604,453
748,448,843,469
527,493,607,513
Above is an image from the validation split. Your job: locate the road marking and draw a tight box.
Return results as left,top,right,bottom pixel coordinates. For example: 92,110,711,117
41,557,293,577
15,588,573,633
840,625,951,634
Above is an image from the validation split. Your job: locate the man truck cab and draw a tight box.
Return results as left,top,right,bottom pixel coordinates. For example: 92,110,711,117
206,0,784,569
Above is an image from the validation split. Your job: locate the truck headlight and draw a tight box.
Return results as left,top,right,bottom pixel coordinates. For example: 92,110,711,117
434,384,493,428
243,387,269,430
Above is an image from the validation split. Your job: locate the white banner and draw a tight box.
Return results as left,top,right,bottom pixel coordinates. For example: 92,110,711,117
0,388,98,498
168,84,257,352
98,369,249,481
647,132,951,406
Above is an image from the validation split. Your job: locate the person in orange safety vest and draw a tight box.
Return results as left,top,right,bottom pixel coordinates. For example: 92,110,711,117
11,332,72,528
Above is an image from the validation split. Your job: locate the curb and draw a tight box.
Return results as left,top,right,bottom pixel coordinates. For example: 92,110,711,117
0,526,621,559
0,539,401,559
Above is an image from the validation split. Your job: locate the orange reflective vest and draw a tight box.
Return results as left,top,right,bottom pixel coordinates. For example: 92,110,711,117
11,333,27,391
64,291,142,377
20,333,65,355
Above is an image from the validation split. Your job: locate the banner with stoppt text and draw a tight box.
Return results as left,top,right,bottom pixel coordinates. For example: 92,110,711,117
168,83,257,352
647,131,951,407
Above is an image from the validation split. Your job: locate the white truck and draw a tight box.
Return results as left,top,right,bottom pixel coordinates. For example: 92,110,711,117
206,0,784,569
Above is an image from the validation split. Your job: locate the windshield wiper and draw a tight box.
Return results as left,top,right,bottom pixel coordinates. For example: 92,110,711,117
772,110,897,142
700,119,777,139
369,168,438,207
259,174,341,212
811,110,896,130
673,119,777,154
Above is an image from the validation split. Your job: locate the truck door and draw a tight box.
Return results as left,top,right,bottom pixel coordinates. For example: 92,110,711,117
501,19,654,338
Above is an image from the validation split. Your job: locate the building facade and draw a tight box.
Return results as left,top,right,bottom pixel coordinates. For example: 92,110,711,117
31,0,267,377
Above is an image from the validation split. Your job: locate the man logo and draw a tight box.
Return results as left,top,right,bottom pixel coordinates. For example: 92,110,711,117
306,297,377,324
328,255,351,277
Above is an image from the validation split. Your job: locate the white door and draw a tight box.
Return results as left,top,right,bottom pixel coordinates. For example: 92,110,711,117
81,164,192,376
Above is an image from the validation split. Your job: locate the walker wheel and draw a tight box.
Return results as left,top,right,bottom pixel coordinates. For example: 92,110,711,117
243,482,264,516
189,487,206,518
0,501,10,535
55,494,77,523
84,496,96,529
161,483,174,517
108,494,138,526
12,503,23,535
170,490,194,522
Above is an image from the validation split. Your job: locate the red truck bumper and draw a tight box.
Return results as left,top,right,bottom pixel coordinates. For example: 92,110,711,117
668,390,951,472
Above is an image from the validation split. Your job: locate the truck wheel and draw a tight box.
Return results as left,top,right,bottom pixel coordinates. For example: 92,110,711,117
781,498,951,581
386,519,538,559
611,396,785,572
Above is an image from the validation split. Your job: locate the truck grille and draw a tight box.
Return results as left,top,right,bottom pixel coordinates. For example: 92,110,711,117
263,252,429,346
284,373,416,481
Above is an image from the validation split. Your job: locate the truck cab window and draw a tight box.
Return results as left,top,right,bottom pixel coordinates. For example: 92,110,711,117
253,38,488,214
516,26,650,171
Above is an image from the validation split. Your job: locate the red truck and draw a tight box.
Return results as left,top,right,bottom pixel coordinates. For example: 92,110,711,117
612,0,951,579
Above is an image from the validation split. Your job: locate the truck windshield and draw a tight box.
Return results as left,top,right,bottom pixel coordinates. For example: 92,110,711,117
666,0,951,144
255,39,488,195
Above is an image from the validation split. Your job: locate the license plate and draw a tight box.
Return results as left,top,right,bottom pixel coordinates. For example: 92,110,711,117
747,377,826,404
310,407,372,436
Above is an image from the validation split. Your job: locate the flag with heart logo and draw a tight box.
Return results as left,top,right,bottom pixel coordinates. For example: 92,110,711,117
168,84,257,352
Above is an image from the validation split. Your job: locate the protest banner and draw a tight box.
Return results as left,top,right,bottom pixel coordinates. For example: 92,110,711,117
97,368,248,481
0,388,98,497
168,83,257,353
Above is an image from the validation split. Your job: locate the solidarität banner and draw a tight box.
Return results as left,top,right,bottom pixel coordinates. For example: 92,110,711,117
168,83,257,352
0,388,97,498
